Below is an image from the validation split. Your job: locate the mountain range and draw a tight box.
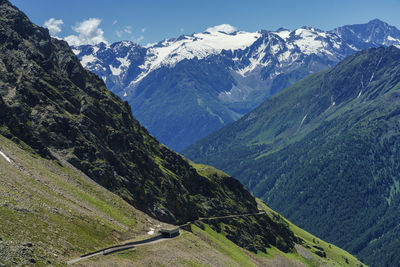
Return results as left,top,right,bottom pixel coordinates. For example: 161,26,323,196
74,19,400,151
184,46,400,267
0,0,365,265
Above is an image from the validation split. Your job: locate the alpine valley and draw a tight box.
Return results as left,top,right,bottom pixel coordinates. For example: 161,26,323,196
184,46,400,267
74,19,400,151
0,0,366,266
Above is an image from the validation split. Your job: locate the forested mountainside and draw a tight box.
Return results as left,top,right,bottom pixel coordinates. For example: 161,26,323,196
184,46,400,267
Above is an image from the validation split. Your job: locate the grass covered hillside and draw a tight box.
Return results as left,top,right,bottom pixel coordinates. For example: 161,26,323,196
184,46,400,267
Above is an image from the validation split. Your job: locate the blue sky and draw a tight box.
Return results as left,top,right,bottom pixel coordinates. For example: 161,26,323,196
9,0,400,46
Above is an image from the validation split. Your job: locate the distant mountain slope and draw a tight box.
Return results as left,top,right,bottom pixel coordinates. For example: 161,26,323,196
184,46,400,267
74,19,400,151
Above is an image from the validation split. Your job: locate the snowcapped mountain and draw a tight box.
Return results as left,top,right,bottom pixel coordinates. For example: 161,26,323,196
73,19,400,151
133,27,260,84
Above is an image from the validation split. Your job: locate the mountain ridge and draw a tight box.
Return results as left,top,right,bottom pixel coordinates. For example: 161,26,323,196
74,19,400,151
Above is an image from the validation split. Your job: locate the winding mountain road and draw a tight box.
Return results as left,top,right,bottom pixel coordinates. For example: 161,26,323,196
67,211,267,265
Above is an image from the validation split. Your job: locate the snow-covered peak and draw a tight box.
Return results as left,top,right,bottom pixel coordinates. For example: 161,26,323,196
130,28,262,84
274,28,291,40
75,19,400,97
191,30,261,52
110,40,137,50
205,24,238,34
294,27,327,38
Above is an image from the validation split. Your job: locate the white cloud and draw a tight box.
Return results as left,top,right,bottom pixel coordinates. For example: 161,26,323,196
64,18,107,46
115,30,123,38
206,24,237,34
113,20,118,25
133,35,144,43
44,18,64,36
124,26,132,34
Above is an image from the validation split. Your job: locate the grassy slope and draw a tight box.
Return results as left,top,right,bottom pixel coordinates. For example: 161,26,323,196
0,134,161,265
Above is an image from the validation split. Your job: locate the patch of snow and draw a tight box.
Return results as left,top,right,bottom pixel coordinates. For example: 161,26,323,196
333,41,341,49
0,150,11,163
236,56,270,77
81,54,96,68
286,43,295,50
121,40,133,47
72,49,80,55
388,36,397,41
275,30,291,40
195,31,261,52
291,28,335,55
117,56,131,69
317,31,327,38
109,64,121,76
277,51,291,62
123,92,127,97
236,40,270,76
293,29,326,55
294,28,309,37
93,46,100,54
348,44,358,50
294,38,324,55
270,43,281,54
